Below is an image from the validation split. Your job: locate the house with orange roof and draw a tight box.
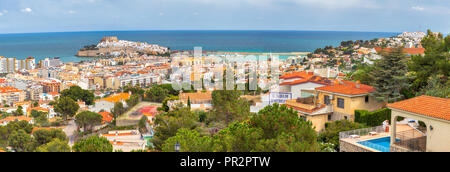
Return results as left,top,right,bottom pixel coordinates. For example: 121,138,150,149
98,112,113,124
174,91,213,111
278,71,336,99
388,96,450,152
0,116,33,126
285,80,385,132
90,93,131,113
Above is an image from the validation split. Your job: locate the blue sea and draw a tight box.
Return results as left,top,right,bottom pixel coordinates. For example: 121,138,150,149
0,30,398,62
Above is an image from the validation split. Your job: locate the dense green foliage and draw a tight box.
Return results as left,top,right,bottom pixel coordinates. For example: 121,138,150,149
72,136,113,152
75,111,103,132
35,139,71,152
355,108,392,127
408,30,450,95
370,46,409,103
61,86,95,105
54,96,80,120
318,120,366,151
160,104,320,152
211,90,250,126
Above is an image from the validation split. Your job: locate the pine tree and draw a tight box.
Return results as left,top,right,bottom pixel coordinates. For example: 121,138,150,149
370,46,409,103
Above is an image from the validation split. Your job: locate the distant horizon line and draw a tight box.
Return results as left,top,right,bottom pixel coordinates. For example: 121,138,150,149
0,29,407,35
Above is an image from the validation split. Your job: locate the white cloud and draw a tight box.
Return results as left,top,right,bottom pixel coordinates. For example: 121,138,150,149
411,6,424,11
0,10,8,16
68,10,76,14
21,8,33,13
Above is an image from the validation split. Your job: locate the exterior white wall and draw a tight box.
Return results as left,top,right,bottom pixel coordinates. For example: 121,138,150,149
291,82,325,99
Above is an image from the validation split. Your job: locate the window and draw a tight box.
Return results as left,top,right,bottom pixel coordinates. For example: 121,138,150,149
365,96,369,103
324,95,331,105
300,116,307,121
337,98,345,109
328,115,332,121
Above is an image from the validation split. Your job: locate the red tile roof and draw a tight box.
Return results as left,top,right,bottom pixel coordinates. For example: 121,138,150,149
388,96,450,121
98,112,113,123
374,47,425,55
280,71,315,80
286,104,326,114
280,71,336,86
316,81,375,95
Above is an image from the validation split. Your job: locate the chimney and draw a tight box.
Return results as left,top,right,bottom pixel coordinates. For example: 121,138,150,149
356,81,361,89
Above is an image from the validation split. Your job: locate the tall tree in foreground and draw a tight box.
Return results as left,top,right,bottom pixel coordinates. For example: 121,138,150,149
370,46,409,103
75,111,103,132
72,136,113,152
213,104,319,152
35,139,71,152
54,96,80,121
212,90,250,127
409,30,449,93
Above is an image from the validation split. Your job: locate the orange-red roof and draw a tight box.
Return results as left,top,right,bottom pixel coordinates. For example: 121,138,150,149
96,93,131,103
98,112,113,123
388,96,450,121
374,47,425,55
31,107,49,112
316,81,375,95
0,116,32,123
0,87,23,94
286,104,326,114
280,71,315,80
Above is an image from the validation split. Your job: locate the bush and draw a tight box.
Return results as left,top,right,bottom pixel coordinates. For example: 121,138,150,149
355,108,392,127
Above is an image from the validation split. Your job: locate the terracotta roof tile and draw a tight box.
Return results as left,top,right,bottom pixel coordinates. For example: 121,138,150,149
374,47,425,55
388,95,450,121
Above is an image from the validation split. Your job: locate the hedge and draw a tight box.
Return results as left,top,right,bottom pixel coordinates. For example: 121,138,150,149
355,108,392,127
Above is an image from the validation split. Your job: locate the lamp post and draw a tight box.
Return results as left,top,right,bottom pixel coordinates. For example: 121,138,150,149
175,141,180,152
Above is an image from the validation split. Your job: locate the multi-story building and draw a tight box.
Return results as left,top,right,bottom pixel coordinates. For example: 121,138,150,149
0,57,36,73
27,85,43,101
39,79,61,93
0,86,27,105
40,57,63,68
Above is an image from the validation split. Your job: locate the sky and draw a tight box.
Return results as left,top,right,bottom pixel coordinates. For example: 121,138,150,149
0,0,449,34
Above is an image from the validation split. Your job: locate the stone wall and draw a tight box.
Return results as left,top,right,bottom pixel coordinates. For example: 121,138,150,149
340,140,375,152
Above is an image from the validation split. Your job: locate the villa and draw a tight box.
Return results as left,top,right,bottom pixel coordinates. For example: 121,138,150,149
285,80,384,132
90,93,131,113
340,95,449,152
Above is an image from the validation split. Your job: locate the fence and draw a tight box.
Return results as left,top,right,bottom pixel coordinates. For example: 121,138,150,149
394,129,426,152
339,126,385,139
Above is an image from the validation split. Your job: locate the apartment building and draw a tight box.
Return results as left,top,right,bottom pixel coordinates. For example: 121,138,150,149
0,87,27,105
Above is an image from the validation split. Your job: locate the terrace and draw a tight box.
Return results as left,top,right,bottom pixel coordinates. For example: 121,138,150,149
339,124,426,152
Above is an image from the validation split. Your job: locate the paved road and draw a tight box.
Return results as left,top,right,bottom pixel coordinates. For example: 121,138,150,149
63,120,77,146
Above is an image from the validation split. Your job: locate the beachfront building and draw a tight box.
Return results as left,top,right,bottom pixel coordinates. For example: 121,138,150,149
40,57,63,68
90,93,131,113
388,96,450,152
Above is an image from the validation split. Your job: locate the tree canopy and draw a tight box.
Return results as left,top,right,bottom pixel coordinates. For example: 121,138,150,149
72,136,113,152
61,86,95,105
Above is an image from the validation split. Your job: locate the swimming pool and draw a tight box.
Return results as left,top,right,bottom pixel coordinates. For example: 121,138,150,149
357,137,399,152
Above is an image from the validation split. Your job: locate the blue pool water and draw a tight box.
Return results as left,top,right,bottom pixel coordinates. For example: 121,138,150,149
358,137,399,152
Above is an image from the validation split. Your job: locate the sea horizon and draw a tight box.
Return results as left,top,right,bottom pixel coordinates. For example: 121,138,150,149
0,30,399,62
